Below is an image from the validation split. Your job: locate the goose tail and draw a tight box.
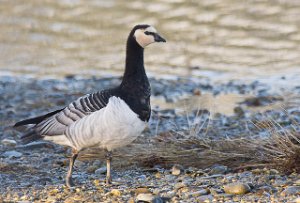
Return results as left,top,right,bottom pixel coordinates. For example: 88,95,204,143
14,108,63,127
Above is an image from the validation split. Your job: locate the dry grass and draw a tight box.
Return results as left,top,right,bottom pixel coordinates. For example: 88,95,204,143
83,129,299,173
82,95,300,173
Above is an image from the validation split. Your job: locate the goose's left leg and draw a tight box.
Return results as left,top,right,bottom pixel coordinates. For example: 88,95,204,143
66,149,78,187
105,149,112,185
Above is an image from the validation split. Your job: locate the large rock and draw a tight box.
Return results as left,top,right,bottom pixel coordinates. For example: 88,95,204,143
224,182,251,195
2,150,22,158
1,139,17,147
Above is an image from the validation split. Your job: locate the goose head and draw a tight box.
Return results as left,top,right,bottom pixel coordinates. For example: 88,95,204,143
132,24,166,48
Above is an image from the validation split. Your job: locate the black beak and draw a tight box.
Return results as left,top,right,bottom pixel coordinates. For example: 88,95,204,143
154,33,166,42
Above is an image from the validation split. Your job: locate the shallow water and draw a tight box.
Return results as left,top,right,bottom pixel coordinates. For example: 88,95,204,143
151,93,286,116
0,0,300,86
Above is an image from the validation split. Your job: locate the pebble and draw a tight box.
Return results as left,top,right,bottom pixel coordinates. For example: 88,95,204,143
2,150,23,158
256,185,277,195
198,194,213,203
224,182,251,195
110,189,121,196
171,164,184,176
193,189,210,197
135,187,151,194
87,165,98,173
294,179,300,186
136,193,157,202
49,189,59,196
137,175,147,181
174,182,187,190
269,169,279,175
95,166,107,175
294,197,300,203
209,165,228,175
1,139,17,147
281,186,300,196
93,160,102,167
184,189,210,198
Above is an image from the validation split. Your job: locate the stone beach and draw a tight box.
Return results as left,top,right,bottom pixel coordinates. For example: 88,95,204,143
0,75,300,202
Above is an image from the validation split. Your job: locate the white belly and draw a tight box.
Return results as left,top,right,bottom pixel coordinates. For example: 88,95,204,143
64,96,147,151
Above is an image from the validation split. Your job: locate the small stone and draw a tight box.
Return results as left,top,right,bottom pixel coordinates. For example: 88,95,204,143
209,165,228,175
210,188,223,195
224,182,251,195
37,177,52,185
281,186,300,196
49,189,59,196
93,160,102,167
234,106,245,117
1,139,17,147
136,193,160,202
110,189,121,196
93,179,100,186
164,191,176,198
191,189,210,197
2,150,22,158
294,197,300,203
174,182,187,190
128,197,135,203
268,169,279,175
42,157,49,162
95,166,107,175
152,197,164,203
294,179,300,186
87,165,98,173
198,194,213,203
171,164,184,176
252,168,262,174
137,175,147,181
152,188,161,195
256,185,277,195
165,174,176,181
74,160,85,168
135,187,151,194
155,172,162,179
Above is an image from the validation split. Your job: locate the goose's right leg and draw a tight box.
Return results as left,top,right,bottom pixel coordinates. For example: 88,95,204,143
66,149,78,187
105,149,112,185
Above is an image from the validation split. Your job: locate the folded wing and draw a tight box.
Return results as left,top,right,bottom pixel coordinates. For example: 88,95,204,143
15,89,113,141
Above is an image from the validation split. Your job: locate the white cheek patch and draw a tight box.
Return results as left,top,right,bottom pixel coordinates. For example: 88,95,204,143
134,29,155,48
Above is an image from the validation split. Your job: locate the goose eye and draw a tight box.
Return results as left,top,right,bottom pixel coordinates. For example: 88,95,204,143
145,31,154,35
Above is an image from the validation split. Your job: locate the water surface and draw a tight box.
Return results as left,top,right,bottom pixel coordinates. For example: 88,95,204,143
0,0,300,86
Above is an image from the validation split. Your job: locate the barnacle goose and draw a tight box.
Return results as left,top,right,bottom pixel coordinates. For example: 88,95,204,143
14,24,166,187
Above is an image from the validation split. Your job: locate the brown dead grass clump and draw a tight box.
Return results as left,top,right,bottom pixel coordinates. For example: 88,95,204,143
82,101,300,173
256,131,300,173
84,127,300,173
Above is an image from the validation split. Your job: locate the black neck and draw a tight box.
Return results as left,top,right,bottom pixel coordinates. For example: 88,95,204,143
121,37,147,85
117,33,151,122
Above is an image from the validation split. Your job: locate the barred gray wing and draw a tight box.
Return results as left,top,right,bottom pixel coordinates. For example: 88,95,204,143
35,90,112,136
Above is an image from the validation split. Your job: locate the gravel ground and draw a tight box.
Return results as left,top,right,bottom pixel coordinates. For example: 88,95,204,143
0,75,300,202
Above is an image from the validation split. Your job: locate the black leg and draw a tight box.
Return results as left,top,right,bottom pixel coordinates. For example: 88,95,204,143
66,149,78,187
105,149,112,185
